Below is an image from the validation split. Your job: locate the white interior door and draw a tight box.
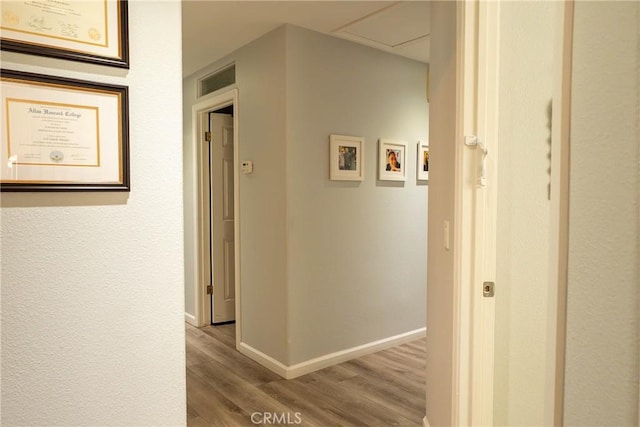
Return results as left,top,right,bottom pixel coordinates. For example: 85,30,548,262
209,112,235,324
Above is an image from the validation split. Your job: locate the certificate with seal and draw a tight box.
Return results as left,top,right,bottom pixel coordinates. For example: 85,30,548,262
0,0,129,68
1,69,129,191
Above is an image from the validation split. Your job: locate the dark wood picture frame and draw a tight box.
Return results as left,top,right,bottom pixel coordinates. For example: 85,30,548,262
1,69,130,192
0,0,129,69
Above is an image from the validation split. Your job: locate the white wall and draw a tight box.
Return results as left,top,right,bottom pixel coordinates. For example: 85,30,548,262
564,2,639,425
285,26,428,364
425,2,458,425
427,3,639,426
493,2,555,425
183,25,427,367
0,2,186,425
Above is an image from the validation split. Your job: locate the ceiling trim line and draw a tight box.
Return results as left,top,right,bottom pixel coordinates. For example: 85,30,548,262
331,1,403,33
392,33,430,49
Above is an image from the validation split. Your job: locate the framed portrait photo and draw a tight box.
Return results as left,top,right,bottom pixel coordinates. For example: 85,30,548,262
417,141,429,181
378,139,408,182
1,69,130,192
329,134,364,181
0,0,129,68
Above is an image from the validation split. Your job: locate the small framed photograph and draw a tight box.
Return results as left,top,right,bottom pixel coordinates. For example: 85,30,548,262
0,0,129,68
378,139,407,181
1,69,130,191
417,141,429,181
329,134,364,181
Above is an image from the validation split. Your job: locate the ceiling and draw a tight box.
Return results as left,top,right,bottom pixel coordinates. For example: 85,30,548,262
181,1,430,77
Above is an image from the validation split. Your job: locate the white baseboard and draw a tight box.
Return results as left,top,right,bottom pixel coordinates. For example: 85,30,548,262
237,342,289,378
184,312,198,326
238,327,426,380
286,327,426,379
423,415,430,427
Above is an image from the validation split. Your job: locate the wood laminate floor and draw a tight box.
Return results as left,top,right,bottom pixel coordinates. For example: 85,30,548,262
186,324,426,427
186,323,426,426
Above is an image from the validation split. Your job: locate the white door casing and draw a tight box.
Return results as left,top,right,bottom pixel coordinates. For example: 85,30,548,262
192,88,241,347
469,1,500,425
425,2,495,425
449,2,569,425
547,2,574,424
209,113,236,323
455,1,500,425
425,2,499,425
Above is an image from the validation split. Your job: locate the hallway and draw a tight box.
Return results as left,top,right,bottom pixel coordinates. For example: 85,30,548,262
186,324,426,426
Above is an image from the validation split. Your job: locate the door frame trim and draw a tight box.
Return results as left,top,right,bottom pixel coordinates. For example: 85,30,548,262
450,1,571,424
191,88,241,347
453,1,500,424
468,1,500,424
547,1,574,424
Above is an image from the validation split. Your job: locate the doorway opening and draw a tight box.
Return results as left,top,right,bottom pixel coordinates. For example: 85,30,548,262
206,105,236,326
193,88,242,348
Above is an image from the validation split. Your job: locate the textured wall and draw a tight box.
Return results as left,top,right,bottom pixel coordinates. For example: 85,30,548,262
493,2,555,425
285,26,428,365
564,2,639,425
0,2,186,425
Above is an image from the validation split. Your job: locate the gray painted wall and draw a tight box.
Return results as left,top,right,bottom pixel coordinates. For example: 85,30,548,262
184,25,428,366
233,27,290,362
184,27,289,362
285,26,428,364
565,2,639,425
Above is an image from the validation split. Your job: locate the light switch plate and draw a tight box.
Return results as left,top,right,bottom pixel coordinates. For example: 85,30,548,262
444,220,450,250
241,161,253,174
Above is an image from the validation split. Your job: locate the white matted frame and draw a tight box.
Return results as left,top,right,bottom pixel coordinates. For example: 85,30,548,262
378,138,408,181
1,69,129,191
329,134,364,181
0,0,129,68
417,141,430,181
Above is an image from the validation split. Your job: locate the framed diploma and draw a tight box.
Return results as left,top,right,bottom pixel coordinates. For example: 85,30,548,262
0,0,129,68
1,69,130,191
